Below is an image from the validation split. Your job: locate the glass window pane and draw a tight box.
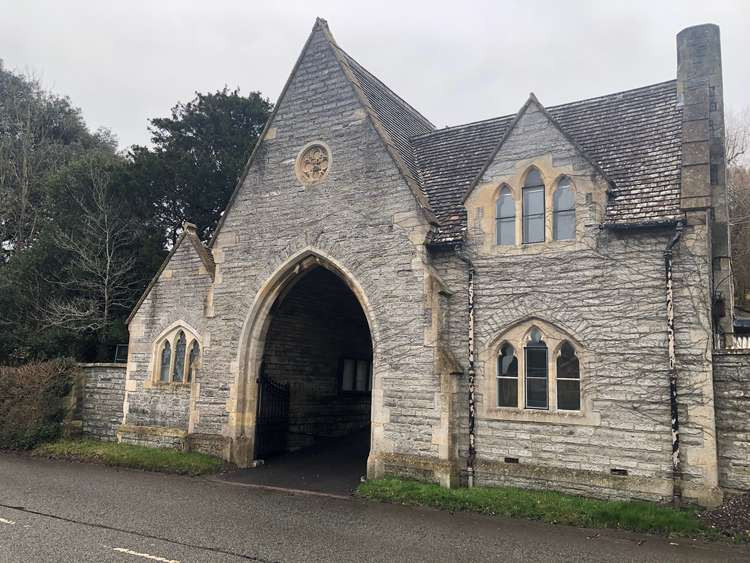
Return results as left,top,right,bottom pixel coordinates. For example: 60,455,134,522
526,348,547,378
498,378,518,407
172,332,186,382
524,168,543,187
342,359,355,391
497,218,515,245
523,186,545,243
554,179,574,210
523,186,544,215
499,345,517,376
554,210,576,240
159,341,171,382
524,216,544,243
497,188,515,218
526,378,548,408
557,342,579,379
187,342,200,382
356,360,369,392
557,380,580,410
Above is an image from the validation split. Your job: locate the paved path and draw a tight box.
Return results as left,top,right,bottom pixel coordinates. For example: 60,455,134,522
0,454,747,562
218,430,369,496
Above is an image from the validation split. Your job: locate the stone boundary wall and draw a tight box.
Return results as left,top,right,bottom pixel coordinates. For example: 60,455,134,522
714,351,750,493
77,363,126,440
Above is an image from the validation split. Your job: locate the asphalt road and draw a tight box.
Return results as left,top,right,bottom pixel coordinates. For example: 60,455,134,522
0,454,747,563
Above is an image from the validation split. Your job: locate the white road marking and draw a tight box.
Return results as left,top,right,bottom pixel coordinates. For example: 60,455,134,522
0,518,16,525
112,547,180,562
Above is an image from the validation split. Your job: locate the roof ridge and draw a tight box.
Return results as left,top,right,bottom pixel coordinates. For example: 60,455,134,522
410,79,677,142
333,45,436,131
411,114,515,141
545,79,677,111
461,93,616,204
318,20,438,225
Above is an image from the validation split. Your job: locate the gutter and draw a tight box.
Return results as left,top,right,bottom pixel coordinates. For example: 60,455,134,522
664,221,684,506
455,245,477,488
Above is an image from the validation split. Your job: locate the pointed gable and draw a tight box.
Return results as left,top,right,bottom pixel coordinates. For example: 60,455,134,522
207,18,683,249
412,81,683,243
335,49,434,182
209,19,438,248
127,223,214,324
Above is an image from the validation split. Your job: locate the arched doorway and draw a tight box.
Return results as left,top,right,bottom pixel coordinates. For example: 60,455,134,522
255,265,373,460
231,251,377,490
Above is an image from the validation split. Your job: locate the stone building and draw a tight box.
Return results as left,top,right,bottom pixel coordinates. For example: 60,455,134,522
118,19,747,507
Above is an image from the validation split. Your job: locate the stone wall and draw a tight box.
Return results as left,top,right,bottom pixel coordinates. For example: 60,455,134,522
124,22,449,478
714,351,750,493
458,98,718,504
124,232,214,441
78,363,126,440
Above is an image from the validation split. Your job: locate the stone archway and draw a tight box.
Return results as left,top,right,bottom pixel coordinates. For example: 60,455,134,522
230,250,378,472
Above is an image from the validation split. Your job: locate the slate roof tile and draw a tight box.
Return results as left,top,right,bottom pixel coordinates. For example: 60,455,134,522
327,36,683,243
336,49,435,186
412,80,683,243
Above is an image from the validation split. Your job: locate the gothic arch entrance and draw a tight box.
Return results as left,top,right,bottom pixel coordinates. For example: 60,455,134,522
233,251,376,485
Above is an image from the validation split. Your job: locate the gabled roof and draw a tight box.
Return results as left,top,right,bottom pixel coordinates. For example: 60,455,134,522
320,22,437,222
127,223,214,325
209,18,438,249
209,18,683,249
411,80,683,243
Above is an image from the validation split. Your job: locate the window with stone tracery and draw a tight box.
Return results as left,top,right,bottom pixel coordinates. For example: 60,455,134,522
155,327,201,384
492,322,583,413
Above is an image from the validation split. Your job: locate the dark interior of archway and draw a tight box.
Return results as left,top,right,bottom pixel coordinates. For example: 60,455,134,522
261,266,372,455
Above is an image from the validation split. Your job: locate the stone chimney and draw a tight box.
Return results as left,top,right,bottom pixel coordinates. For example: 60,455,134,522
677,23,734,335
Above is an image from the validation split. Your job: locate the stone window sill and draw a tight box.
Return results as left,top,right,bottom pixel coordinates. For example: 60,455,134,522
483,406,601,426
149,381,193,389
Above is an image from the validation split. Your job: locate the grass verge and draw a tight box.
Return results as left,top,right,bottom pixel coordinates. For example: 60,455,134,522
357,478,715,539
33,439,225,476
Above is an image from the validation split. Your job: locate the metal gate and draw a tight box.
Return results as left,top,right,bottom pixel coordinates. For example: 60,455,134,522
255,374,290,460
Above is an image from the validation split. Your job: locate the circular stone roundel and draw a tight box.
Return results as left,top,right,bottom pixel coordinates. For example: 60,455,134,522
296,143,331,184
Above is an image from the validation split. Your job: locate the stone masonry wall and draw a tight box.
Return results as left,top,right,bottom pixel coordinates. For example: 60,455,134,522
455,100,717,503
124,237,213,437
203,23,441,469
262,267,372,450
125,23,445,473
78,363,126,440
714,351,750,493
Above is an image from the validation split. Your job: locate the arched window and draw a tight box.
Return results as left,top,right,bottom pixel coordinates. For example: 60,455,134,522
159,341,171,382
524,328,548,409
187,341,201,383
153,326,201,385
495,187,515,246
172,331,186,382
497,344,518,407
553,176,576,241
556,341,580,410
522,168,545,244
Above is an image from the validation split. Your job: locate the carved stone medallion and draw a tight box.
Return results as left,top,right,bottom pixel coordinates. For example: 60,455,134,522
297,143,330,184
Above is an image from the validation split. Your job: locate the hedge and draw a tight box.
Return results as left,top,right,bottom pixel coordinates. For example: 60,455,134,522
0,359,79,449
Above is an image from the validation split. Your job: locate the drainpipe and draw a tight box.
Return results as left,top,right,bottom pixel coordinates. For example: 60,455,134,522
456,246,477,488
664,222,684,506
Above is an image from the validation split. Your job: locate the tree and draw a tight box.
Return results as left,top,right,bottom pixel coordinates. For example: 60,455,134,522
726,109,750,307
41,154,138,354
129,87,272,245
0,61,113,262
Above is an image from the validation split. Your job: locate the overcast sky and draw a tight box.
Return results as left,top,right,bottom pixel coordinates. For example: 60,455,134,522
1,0,748,150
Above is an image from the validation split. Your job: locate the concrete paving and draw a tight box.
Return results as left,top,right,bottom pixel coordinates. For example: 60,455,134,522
216,429,369,496
0,453,748,562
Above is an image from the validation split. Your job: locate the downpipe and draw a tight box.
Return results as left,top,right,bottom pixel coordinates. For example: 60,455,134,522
456,246,477,488
664,222,684,506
